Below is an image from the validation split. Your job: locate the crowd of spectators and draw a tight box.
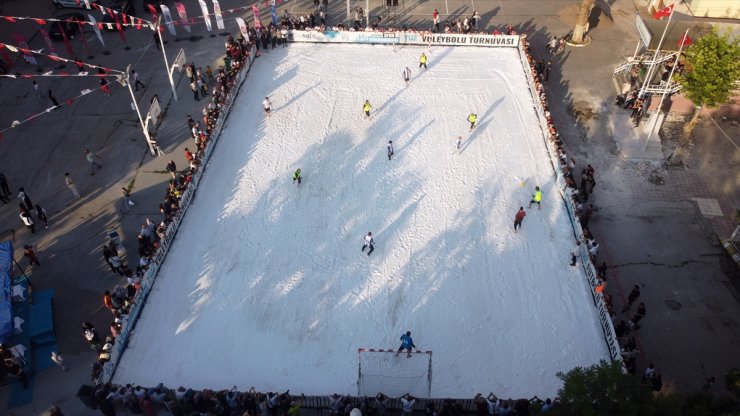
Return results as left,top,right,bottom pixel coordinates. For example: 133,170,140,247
521,34,656,388
82,29,255,384
83,382,567,416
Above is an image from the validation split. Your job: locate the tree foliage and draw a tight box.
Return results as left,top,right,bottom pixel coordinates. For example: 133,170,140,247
675,28,740,108
551,360,740,416
553,360,654,416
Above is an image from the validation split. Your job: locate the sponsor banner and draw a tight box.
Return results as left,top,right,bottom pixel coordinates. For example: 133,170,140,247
290,30,519,47
419,33,519,46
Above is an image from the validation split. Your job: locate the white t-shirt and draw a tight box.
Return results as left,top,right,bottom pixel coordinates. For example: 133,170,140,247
263,99,271,110
401,398,415,413
364,235,374,245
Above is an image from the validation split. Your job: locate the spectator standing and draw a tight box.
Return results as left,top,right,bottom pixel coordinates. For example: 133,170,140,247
82,322,100,351
18,187,34,211
51,351,68,371
65,172,82,199
400,394,416,414
131,69,146,91
166,160,177,179
206,65,215,83
20,210,35,233
23,245,41,266
35,204,49,228
0,173,10,199
32,80,44,101
102,245,116,273
190,80,200,101
122,188,135,212
85,149,103,175
48,89,60,107
432,9,440,32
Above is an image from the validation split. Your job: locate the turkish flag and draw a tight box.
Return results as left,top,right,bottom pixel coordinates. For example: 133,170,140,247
653,4,673,19
678,33,692,48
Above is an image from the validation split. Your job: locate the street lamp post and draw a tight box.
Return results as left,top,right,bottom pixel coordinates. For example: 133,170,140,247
124,64,156,155
152,18,178,101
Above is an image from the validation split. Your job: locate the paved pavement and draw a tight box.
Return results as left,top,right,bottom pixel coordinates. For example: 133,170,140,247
0,0,738,414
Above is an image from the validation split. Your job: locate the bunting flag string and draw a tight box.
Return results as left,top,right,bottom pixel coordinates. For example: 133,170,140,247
0,41,124,74
0,78,118,139
0,72,122,78
0,1,281,37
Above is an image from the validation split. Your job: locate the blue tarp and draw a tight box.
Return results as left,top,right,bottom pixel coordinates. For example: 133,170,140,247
0,241,13,343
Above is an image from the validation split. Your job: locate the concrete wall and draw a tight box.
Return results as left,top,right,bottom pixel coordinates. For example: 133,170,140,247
684,0,740,19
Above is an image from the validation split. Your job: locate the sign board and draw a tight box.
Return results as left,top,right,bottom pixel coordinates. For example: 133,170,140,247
173,48,186,73
147,96,161,129
635,14,652,48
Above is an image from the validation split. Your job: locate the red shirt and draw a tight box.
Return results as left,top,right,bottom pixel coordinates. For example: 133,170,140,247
515,211,526,222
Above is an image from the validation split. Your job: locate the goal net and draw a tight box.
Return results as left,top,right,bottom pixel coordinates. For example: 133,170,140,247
357,348,432,398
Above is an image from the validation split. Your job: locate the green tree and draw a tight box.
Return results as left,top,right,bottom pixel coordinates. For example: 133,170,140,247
552,360,655,416
670,28,740,164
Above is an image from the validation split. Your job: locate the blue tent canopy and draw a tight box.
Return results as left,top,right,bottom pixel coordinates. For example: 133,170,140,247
0,241,14,343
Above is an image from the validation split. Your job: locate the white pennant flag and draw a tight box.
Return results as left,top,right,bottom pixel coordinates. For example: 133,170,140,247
160,5,177,36
87,14,106,47
235,17,249,41
212,0,225,30
199,0,212,32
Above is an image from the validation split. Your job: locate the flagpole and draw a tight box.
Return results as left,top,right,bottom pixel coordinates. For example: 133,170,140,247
639,4,674,98
644,28,688,151
153,18,178,101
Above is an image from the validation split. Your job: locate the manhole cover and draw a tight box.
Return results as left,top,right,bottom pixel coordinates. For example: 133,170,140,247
665,299,682,310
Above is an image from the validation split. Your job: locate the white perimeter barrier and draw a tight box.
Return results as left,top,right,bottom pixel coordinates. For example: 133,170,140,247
100,47,258,384
515,39,622,363
101,33,619,385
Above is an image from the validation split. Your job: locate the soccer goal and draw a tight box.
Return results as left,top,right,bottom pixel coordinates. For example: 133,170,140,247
357,348,432,398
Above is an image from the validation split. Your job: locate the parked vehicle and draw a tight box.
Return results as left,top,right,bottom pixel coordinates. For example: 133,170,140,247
47,13,84,40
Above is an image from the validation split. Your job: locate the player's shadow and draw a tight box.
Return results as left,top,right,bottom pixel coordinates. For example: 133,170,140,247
273,81,321,112
459,95,505,154
394,119,433,157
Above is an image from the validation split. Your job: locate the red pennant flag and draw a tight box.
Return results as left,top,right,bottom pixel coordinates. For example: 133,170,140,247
49,55,62,61
34,19,47,24
57,21,76,56
21,74,33,78
678,33,692,48
114,13,126,43
653,4,673,19
4,17,17,22
66,99,74,105
135,18,143,29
